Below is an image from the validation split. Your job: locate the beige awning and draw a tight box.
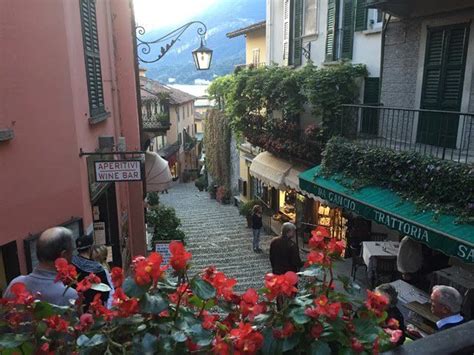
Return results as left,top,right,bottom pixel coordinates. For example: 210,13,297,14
145,151,172,192
249,152,292,190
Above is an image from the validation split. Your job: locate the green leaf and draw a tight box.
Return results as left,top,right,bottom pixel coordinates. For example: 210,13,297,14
298,265,324,278
171,330,187,343
261,328,282,355
77,334,107,348
21,342,35,355
253,313,271,324
123,277,148,298
282,334,300,352
140,293,168,314
188,324,213,347
289,307,310,325
0,334,30,349
310,341,331,355
142,333,159,353
190,278,216,300
33,301,54,319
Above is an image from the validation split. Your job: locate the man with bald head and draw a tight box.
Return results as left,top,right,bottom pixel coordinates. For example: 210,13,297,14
4,227,78,306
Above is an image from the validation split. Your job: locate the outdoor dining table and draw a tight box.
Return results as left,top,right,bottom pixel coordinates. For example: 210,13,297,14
361,241,399,281
431,265,474,296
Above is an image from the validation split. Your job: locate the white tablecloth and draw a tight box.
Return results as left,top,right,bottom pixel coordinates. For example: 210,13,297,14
362,241,399,280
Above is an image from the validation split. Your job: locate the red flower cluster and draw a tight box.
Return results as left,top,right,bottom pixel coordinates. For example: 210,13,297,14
76,273,101,293
264,272,298,301
305,295,341,320
111,267,124,288
365,290,389,317
132,253,167,287
7,283,34,305
212,336,230,355
229,322,264,354
201,311,220,330
310,323,323,339
169,241,192,272
90,294,114,321
308,226,346,258
240,288,265,321
305,251,331,267
169,283,191,305
54,258,77,285
75,313,94,332
272,321,295,339
44,315,69,333
203,267,237,301
113,288,139,317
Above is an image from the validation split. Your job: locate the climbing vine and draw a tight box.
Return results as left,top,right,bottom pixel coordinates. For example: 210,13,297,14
204,109,231,187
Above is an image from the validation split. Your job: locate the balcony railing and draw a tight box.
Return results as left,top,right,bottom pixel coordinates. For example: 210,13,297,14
340,104,474,164
142,112,171,132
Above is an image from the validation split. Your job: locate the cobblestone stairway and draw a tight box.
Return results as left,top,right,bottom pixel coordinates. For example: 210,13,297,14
160,183,273,293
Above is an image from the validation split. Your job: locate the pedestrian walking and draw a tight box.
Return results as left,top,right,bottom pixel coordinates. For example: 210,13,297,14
269,222,303,275
72,235,112,310
251,204,263,253
3,227,78,306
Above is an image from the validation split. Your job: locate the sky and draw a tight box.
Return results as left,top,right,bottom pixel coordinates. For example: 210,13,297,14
133,0,218,29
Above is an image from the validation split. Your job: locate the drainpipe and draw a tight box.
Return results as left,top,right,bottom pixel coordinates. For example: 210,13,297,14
129,0,146,199
379,13,392,104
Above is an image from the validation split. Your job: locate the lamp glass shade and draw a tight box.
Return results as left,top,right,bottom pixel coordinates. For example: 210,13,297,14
192,41,213,70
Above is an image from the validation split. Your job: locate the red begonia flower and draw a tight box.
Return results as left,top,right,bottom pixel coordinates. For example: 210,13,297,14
230,322,264,354
113,287,139,317
111,267,124,288
351,337,364,353
365,290,389,317
305,251,331,267
169,241,192,272
310,323,323,339
44,315,69,333
264,272,298,301
9,283,34,305
54,258,77,285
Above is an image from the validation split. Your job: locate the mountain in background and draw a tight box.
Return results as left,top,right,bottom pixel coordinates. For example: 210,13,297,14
138,0,265,84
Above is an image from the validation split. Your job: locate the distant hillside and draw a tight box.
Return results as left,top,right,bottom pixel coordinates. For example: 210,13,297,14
138,0,265,84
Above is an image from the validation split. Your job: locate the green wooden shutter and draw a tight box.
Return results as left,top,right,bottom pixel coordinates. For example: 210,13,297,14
293,0,304,66
341,0,354,59
363,77,380,104
354,0,367,31
80,0,105,118
325,0,337,61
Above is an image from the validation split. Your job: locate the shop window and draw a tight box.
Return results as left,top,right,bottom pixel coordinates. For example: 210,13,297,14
274,189,297,223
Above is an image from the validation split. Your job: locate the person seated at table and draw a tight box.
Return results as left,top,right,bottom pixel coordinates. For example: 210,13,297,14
397,236,423,282
431,285,464,331
375,283,406,345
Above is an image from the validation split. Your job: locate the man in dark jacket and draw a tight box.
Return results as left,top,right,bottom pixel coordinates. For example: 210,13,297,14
72,234,111,310
269,222,303,275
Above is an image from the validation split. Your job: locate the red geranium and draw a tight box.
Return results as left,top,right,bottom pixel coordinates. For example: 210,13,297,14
44,315,69,333
111,267,124,288
203,268,237,301
264,272,298,301
201,311,219,330
213,336,230,355
310,323,323,339
240,288,265,320
169,241,192,272
365,290,389,317
75,313,94,332
54,258,77,285
305,295,341,320
132,252,167,287
8,283,34,305
327,238,346,256
305,250,331,267
351,337,364,353
273,321,295,339
113,288,139,317
90,293,115,321
230,322,264,354
76,273,101,293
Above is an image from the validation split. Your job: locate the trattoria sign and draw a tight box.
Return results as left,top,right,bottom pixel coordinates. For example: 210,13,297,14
307,183,474,263
94,160,142,182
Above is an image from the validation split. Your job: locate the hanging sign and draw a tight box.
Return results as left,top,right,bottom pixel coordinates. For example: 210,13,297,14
93,221,106,245
94,160,142,182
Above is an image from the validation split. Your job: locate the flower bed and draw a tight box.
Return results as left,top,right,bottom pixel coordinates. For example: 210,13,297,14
0,228,401,354
321,137,474,223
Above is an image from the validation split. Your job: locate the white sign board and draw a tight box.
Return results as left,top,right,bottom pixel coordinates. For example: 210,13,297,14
93,221,106,245
155,242,173,266
94,160,142,182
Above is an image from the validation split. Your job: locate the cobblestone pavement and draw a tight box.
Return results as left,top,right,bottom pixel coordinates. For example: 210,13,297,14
160,183,273,293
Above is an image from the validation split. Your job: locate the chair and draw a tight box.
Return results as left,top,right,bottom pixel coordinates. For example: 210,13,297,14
350,245,367,281
461,289,474,321
371,233,388,242
373,257,397,287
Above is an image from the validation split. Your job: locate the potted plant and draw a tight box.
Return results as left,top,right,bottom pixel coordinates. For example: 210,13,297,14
239,200,260,228
194,176,206,191
221,187,232,205
146,192,160,207
147,205,185,243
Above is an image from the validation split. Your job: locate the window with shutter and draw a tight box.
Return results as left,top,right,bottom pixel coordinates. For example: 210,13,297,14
361,77,380,135
80,0,106,120
354,0,367,31
283,0,293,65
325,0,338,61
292,0,304,66
303,0,317,36
418,23,470,148
341,0,354,59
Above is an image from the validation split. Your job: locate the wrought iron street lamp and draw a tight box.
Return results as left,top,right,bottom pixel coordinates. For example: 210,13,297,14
136,21,212,70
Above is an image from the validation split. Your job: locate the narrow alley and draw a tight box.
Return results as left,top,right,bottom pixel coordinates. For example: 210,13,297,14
160,183,273,293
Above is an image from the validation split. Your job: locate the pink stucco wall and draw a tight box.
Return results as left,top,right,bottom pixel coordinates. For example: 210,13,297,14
0,0,145,274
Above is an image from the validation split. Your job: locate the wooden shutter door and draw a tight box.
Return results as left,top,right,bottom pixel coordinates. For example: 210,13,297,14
354,0,367,31
418,24,470,148
80,0,105,118
341,0,354,59
293,0,304,66
361,77,380,135
325,0,337,61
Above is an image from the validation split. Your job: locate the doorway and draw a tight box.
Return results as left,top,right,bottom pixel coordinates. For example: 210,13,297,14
0,241,21,293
